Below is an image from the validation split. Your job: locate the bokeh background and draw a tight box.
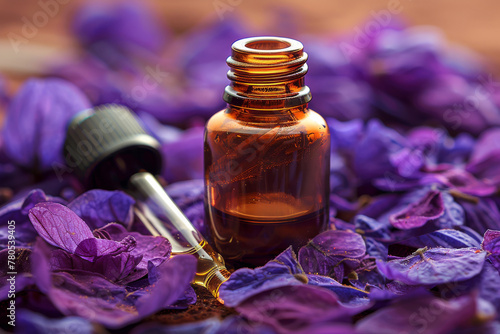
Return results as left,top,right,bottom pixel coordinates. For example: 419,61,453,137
1,0,500,85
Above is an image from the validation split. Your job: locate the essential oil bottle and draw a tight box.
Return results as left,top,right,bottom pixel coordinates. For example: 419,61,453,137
204,36,330,266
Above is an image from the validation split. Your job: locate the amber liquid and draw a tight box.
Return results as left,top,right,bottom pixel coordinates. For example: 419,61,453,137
209,198,326,266
205,111,330,266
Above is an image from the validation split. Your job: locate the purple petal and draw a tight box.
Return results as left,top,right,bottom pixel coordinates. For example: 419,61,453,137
29,203,94,253
219,248,306,307
389,189,444,229
0,189,61,249
461,198,500,234
97,223,171,274
298,230,366,280
482,229,500,273
73,1,167,54
1,78,90,171
68,190,135,229
31,238,195,328
377,247,486,285
356,295,477,334
136,254,196,315
398,228,481,249
73,235,136,259
236,285,363,333
17,309,94,334
467,128,500,181
161,127,204,183
307,274,371,307
353,119,407,182
50,249,142,283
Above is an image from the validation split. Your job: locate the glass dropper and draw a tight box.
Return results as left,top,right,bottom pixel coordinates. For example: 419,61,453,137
63,104,230,301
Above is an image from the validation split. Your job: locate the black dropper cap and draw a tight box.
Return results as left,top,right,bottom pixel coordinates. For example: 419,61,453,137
64,104,162,189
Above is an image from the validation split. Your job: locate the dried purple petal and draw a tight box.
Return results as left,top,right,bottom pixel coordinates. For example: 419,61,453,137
353,119,407,182
68,190,135,229
17,309,94,334
298,230,366,281
51,249,142,283
0,189,63,249
306,274,370,307
377,247,486,285
398,228,481,249
97,223,171,275
73,1,167,54
1,78,91,171
236,285,364,333
31,238,196,329
356,294,477,334
460,198,500,234
482,229,500,273
389,189,444,229
219,247,305,307
467,128,500,182
161,127,204,183
29,203,94,253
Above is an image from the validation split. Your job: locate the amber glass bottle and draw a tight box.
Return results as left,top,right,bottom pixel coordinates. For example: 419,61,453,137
204,37,330,266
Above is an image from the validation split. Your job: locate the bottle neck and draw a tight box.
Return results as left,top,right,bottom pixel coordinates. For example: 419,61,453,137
223,37,311,110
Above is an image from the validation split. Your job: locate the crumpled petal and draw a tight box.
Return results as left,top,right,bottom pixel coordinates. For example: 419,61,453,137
306,274,370,307
236,285,365,333
219,247,305,307
398,228,481,249
50,249,142,283
68,190,135,229
29,202,95,253
31,238,196,329
389,189,444,229
377,247,486,285
298,230,366,281
1,78,91,171
356,294,477,334
97,223,171,276
17,309,94,334
0,189,64,249
460,198,500,234
73,1,167,54
482,229,500,273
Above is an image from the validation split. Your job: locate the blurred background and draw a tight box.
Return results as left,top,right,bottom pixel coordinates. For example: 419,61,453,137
1,0,499,85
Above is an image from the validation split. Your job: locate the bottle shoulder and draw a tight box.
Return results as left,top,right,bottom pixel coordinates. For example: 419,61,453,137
206,108,329,136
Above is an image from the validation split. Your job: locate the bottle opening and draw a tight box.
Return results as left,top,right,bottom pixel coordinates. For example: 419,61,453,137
245,39,291,51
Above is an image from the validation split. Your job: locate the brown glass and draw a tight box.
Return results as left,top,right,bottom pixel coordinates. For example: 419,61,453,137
204,37,330,266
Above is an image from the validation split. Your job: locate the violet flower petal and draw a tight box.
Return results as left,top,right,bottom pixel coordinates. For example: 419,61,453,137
377,247,486,285
68,190,135,229
219,247,306,307
298,230,366,280
28,202,94,253
236,285,365,333
1,78,91,171
73,1,167,54
0,189,62,249
50,249,142,283
17,309,94,334
31,237,196,329
356,294,477,334
482,229,500,273
97,223,172,274
306,274,370,307
389,189,444,229
136,254,197,316
398,228,481,249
